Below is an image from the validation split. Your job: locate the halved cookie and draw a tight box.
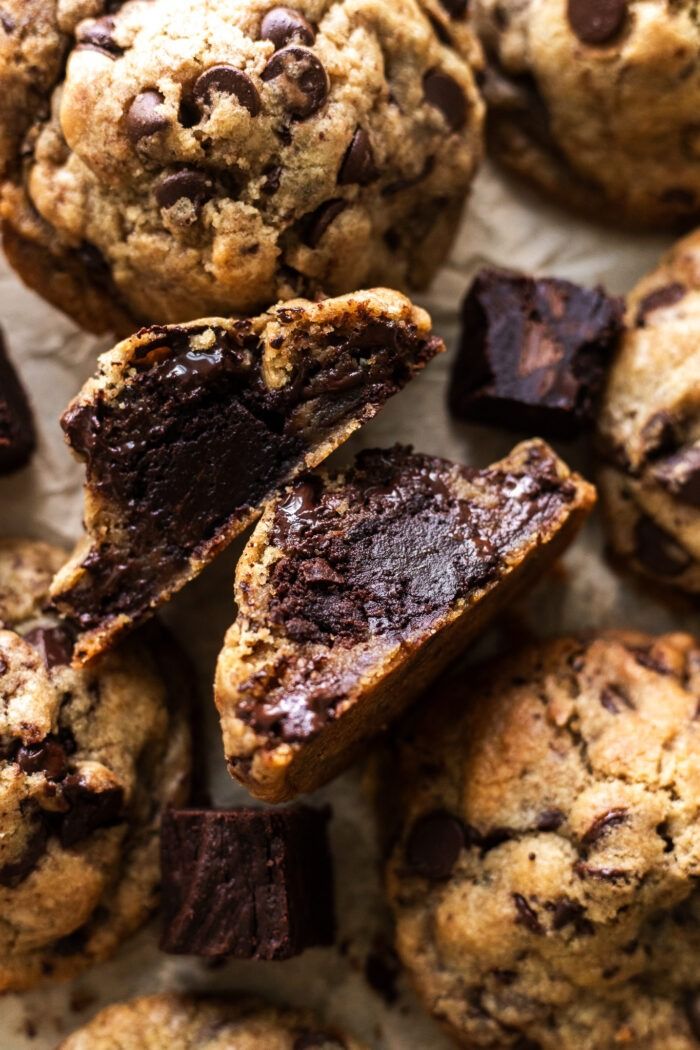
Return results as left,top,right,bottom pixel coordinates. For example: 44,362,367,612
215,440,595,802
50,290,442,663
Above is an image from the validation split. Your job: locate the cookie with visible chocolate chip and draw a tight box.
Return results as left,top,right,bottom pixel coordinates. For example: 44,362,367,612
215,439,594,802
385,631,700,1049
0,0,484,334
473,0,700,227
0,538,191,991
598,230,700,593
58,994,366,1049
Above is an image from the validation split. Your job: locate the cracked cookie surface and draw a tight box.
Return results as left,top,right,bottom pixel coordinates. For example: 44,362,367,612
0,538,191,991
473,0,700,227
0,0,483,333
385,632,700,1049
598,229,700,593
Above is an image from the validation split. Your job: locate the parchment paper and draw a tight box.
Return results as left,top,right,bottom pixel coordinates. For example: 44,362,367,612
2,159,698,1049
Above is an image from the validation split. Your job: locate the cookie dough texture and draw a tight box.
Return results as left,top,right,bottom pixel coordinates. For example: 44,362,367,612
473,0,700,227
598,230,700,593
386,632,700,1049
58,994,367,1049
0,0,483,334
0,538,191,991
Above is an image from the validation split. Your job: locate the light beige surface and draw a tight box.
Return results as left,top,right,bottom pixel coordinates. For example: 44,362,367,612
0,159,697,1047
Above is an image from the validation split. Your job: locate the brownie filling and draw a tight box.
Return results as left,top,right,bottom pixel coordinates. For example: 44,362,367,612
235,445,576,744
59,318,437,631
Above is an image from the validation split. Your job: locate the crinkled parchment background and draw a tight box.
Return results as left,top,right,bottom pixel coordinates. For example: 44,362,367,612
2,160,699,1048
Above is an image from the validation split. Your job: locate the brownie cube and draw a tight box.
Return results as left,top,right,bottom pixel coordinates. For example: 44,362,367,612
0,329,35,474
160,806,334,959
449,269,624,438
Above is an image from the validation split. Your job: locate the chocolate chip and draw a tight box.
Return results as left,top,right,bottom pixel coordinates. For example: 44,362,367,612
193,65,261,117
364,938,401,1004
551,898,588,932
581,808,628,848
635,282,686,326
261,7,315,48
685,991,700,1039
17,739,68,780
156,169,214,210
653,446,700,508
338,128,378,185
262,164,282,194
567,0,627,45
439,0,468,16
405,810,464,880
125,90,169,143
76,17,123,58
302,199,347,247
0,10,15,33
536,808,564,832
513,893,544,935
423,69,467,131
599,683,636,714
23,624,74,669
262,46,329,119
59,775,124,846
634,516,691,578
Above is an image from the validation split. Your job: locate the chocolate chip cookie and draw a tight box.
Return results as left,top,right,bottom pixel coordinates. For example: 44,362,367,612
385,631,700,1049
473,0,700,227
598,230,700,593
58,994,366,1049
216,440,595,802
0,538,191,991
50,289,442,663
0,0,484,334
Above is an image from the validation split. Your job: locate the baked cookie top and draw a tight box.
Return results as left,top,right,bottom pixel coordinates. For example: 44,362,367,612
386,631,700,1049
0,538,191,991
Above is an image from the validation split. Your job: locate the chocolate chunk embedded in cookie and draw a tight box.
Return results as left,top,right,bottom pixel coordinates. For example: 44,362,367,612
385,632,700,1049
0,327,35,474
0,539,191,992
50,290,442,663
160,807,334,959
598,230,700,593
216,440,595,802
57,995,366,1050
450,269,624,438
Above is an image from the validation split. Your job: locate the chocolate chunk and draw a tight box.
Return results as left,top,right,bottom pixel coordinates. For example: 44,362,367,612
449,269,624,439
600,684,636,714
653,446,700,508
262,46,329,119
0,11,15,33
513,893,544,935
0,329,35,474
439,0,468,16
59,775,125,847
261,7,316,48
634,516,691,578
536,808,564,832
75,17,123,58
581,808,628,847
193,65,261,117
338,128,378,186
156,169,214,210
17,738,68,780
551,898,589,932
125,90,169,143
635,282,686,326
364,938,401,1004
685,991,700,1039
567,0,627,45
23,624,74,669
302,199,347,248
423,69,467,131
160,806,334,958
405,811,465,880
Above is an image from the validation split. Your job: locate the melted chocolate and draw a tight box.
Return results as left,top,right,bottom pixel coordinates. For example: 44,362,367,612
59,319,438,632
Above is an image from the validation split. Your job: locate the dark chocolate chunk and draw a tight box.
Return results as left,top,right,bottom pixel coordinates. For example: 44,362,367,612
423,69,467,131
262,46,329,119
75,17,123,58
551,898,589,932
635,282,686,327
567,0,627,45
160,806,334,959
449,268,624,439
439,0,468,16
536,808,565,832
513,893,544,935
652,446,700,508
261,7,316,48
405,811,465,880
634,516,691,578
685,991,700,1039
338,128,378,186
600,684,636,714
23,624,74,669
193,65,261,117
0,10,15,33
59,775,125,846
125,90,169,143
16,738,69,780
0,329,35,475
302,199,347,247
580,808,628,848
156,169,214,210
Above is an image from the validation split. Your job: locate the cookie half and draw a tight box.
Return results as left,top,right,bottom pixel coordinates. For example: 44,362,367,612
215,439,595,802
